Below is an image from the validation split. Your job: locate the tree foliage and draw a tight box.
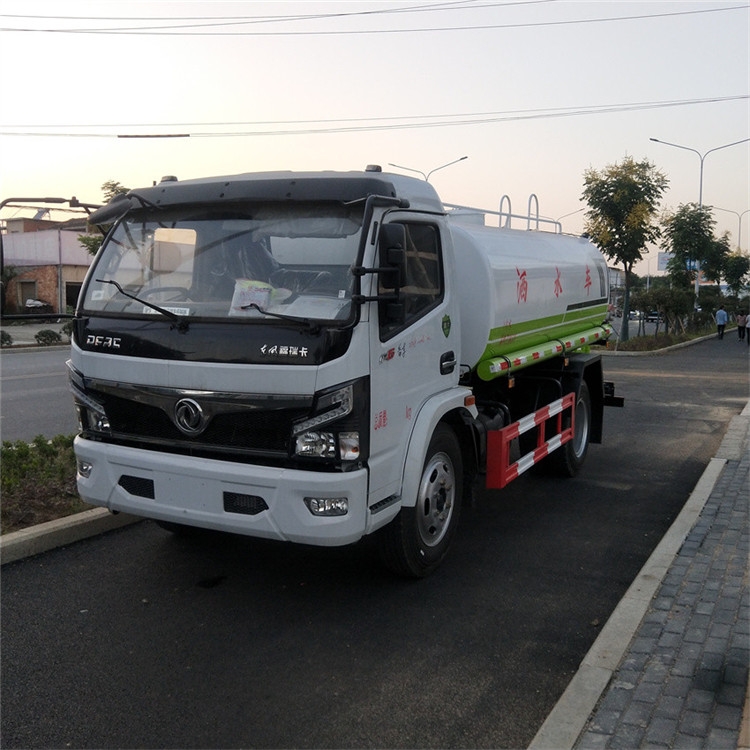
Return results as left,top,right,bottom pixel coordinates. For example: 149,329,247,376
724,253,750,298
78,180,130,255
101,180,129,202
78,233,103,256
582,156,668,340
662,204,731,289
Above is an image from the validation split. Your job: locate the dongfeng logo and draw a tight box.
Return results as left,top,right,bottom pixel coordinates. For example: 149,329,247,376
173,398,206,436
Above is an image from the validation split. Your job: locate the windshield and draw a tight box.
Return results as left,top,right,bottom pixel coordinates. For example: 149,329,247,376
81,203,364,324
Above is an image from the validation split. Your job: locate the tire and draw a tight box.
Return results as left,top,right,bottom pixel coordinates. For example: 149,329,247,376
549,381,591,477
378,424,463,578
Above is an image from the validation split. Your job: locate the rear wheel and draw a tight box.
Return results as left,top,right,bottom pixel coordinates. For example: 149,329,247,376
378,424,463,578
549,381,591,477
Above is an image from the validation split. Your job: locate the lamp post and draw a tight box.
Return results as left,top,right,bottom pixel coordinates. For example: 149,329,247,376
712,206,750,252
388,156,468,182
650,136,750,304
554,207,585,230
649,137,750,208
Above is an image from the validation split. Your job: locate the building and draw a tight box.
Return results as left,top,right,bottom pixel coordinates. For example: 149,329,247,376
1,218,95,314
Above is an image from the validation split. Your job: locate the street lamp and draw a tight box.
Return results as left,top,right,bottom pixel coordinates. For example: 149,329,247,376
649,137,750,208
650,136,750,304
388,156,468,182
712,206,750,252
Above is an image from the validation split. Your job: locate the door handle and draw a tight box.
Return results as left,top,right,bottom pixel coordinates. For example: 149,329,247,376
440,351,457,375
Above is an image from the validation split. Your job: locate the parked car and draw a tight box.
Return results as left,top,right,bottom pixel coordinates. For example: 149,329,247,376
647,311,664,323
24,299,53,314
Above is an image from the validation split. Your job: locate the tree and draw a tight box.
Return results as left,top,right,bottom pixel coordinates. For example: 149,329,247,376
78,180,130,256
582,156,668,341
101,180,129,202
724,253,750,298
631,284,693,336
662,204,730,294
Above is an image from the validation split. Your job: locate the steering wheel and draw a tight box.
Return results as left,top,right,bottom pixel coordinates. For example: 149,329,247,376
302,271,333,292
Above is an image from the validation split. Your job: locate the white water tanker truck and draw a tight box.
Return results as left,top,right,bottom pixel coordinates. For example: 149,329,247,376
69,167,623,576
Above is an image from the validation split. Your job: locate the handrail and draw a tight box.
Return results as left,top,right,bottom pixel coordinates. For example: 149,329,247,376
444,198,563,233
527,194,539,231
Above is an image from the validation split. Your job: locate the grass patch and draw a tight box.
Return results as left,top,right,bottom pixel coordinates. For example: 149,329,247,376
1,435,92,534
614,332,697,351
611,326,725,352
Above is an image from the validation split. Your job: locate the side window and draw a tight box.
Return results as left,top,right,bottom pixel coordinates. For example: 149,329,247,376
379,222,444,339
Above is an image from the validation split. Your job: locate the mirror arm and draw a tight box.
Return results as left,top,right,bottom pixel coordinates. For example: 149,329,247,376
350,265,402,306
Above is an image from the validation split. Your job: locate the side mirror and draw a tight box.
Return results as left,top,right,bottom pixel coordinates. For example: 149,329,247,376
379,224,406,287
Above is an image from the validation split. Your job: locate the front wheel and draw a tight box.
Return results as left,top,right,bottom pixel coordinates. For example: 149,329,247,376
378,424,463,578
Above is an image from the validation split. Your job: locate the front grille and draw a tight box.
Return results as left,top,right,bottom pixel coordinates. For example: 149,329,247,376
94,390,308,454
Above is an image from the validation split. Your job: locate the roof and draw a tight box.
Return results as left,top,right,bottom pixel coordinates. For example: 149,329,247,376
88,169,446,224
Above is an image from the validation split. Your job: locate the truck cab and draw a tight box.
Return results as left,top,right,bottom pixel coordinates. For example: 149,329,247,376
70,170,474,575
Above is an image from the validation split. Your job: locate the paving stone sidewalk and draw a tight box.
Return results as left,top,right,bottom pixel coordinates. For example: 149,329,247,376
575,415,749,749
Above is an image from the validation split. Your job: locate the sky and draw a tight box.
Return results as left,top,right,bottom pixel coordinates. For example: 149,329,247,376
1,0,749,276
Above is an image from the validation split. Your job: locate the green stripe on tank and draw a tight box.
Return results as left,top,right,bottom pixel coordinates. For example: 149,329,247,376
480,303,608,361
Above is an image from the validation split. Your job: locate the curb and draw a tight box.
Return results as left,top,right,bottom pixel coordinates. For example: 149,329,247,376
528,402,750,750
0,344,70,353
0,508,141,565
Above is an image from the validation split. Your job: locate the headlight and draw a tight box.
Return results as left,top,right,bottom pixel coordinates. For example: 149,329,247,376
295,431,337,459
292,381,366,463
294,430,360,461
71,385,111,435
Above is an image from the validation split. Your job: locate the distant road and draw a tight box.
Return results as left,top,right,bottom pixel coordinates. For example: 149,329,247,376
0,347,77,442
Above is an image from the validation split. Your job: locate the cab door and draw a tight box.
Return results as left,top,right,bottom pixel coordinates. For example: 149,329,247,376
367,216,459,505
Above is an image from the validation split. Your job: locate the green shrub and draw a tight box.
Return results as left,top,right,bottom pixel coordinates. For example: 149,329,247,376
35,329,63,346
61,320,74,341
0,330,13,347
1,435,90,534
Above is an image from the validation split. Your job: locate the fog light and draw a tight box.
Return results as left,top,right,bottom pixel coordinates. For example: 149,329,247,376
304,497,349,516
77,460,93,478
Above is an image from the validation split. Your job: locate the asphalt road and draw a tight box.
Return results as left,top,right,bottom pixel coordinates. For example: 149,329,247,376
0,346,77,442
1,337,748,749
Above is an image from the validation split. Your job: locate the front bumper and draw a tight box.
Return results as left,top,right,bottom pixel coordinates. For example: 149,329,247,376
74,437,369,546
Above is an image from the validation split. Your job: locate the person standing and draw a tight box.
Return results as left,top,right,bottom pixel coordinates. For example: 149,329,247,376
737,310,747,341
716,305,728,339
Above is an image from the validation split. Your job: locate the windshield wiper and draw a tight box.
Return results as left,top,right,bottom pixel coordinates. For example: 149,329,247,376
241,303,320,333
96,279,190,332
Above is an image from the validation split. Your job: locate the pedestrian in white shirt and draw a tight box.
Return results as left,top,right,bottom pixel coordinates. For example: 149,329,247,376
716,305,728,339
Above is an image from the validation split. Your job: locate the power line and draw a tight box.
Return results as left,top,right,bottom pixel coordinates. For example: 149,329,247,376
2,96,746,138
3,96,747,131
0,0,555,33
0,0,539,24
1,3,745,35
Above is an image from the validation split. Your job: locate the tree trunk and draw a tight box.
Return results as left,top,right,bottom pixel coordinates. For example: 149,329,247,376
620,266,631,341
